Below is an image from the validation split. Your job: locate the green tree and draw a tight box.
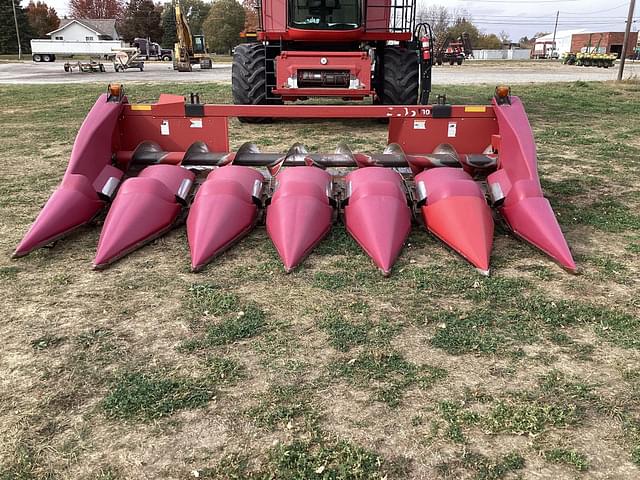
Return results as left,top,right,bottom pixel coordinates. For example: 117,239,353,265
447,17,480,47
202,0,244,54
477,33,502,50
161,0,210,48
117,0,163,42
0,0,34,54
26,1,59,38
161,2,176,48
180,0,210,34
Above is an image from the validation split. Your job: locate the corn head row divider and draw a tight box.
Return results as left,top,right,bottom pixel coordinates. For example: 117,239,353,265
13,85,577,276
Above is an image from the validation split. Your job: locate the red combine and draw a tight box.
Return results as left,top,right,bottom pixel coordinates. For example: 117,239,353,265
13,84,576,276
232,0,434,106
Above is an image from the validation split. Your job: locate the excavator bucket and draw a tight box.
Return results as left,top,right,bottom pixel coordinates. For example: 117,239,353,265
13,85,577,275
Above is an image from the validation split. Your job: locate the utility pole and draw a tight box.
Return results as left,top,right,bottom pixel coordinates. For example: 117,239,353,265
551,10,559,57
618,0,636,81
552,10,559,45
11,0,22,60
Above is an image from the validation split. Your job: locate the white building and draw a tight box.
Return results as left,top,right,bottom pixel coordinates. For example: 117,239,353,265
535,29,586,56
46,19,120,42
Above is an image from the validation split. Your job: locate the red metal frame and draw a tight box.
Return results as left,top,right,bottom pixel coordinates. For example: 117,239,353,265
272,51,373,99
118,95,498,157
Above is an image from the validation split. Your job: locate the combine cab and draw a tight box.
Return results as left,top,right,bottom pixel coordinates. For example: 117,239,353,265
13,84,577,276
232,0,434,107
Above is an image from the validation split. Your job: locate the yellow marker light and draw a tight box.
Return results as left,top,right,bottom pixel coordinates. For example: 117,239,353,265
131,105,152,111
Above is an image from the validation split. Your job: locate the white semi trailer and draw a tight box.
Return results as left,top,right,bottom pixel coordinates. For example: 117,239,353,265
30,39,124,62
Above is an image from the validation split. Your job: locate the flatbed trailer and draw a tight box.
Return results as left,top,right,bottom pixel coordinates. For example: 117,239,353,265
30,39,124,62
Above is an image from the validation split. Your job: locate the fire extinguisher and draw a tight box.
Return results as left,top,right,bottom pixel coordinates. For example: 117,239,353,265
421,35,431,61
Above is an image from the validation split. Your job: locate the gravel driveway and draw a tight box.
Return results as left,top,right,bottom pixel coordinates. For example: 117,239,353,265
1,59,638,85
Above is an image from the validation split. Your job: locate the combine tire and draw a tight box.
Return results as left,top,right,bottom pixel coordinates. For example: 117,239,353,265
232,43,275,123
378,46,419,105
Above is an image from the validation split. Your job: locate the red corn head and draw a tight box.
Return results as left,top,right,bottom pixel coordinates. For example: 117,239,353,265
187,165,264,271
416,167,494,274
93,164,194,268
266,167,333,272
14,94,123,257
343,167,411,275
489,96,576,272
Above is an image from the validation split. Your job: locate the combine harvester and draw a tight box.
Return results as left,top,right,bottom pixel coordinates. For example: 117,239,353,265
13,84,576,276
13,0,575,276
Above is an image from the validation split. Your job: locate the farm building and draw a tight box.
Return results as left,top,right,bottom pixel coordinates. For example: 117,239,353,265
535,29,586,56
46,19,120,42
570,31,639,57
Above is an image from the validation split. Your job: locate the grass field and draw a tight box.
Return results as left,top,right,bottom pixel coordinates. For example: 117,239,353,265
0,81,639,479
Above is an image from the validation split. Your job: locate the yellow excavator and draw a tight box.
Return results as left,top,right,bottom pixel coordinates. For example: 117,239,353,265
174,1,213,71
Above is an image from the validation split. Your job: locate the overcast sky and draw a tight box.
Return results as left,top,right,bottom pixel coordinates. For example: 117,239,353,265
39,0,638,41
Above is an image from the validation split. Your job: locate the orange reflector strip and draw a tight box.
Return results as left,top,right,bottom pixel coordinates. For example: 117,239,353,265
131,105,152,111
465,106,487,113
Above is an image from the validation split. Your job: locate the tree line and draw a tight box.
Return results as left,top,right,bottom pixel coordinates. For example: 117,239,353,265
0,0,254,55
417,5,541,50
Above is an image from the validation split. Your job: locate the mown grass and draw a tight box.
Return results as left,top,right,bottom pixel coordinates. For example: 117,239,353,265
436,451,525,480
544,448,590,472
331,351,447,407
102,371,215,421
0,80,638,478
200,436,411,479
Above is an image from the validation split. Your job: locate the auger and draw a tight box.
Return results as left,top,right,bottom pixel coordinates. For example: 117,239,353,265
13,85,576,276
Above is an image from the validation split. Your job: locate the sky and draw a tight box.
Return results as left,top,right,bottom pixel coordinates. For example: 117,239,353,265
39,0,638,41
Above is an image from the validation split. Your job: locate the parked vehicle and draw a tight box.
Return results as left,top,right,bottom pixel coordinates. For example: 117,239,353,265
131,38,172,61
232,0,434,107
30,39,124,62
532,41,559,59
562,52,616,68
173,2,212,71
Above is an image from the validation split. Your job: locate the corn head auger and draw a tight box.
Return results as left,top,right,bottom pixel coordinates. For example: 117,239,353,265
13,85,577,276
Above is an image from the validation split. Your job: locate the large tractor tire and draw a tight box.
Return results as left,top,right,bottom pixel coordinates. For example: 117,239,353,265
232,43,278,123
378,46,419,105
